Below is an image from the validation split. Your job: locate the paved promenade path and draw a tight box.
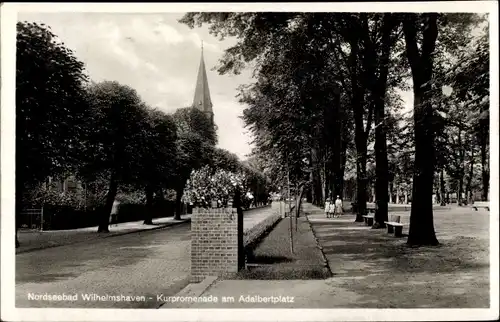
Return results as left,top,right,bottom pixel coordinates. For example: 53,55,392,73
15,206,275,309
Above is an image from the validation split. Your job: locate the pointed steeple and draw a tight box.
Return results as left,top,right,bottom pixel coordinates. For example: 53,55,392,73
192,42,214,125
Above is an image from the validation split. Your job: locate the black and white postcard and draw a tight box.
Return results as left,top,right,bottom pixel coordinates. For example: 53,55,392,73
1,2,498,321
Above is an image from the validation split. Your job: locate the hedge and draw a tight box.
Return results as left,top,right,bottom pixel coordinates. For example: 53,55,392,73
39,200,176,230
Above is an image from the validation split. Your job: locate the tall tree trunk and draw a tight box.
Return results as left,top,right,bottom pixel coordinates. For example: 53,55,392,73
143,184,155,225
310,147,323,206
321,163,326,202
324,166,330,203
457,128,465,205
440,169,446,206
480,128,489,201
98,172,118,233
335,146,347,200
389,183,394,204
352,78,369,222
346,32,371,222
331,85,345,201
403,13,439,246
433,173,440,204
374,96,389,228
307,171,314,203
355,148,368,222
295,184,306,220
360,13,395,229
466,147,475,203
458,177,464,206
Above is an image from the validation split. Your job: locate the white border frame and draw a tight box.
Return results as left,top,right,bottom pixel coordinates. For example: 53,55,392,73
2,2,499,321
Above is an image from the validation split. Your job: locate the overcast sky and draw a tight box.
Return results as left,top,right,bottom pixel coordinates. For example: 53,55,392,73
18,12,256,159
17,12,419,160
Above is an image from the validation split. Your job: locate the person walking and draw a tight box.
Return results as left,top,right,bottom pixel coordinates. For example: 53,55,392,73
110,198,120,226
324,198,331,218
334,195,343,218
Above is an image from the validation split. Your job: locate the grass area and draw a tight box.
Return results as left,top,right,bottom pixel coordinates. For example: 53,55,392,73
234,214,330,280
308,205,490,308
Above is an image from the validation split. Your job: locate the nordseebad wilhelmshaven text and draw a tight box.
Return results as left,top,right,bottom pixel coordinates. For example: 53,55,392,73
27,293,147,302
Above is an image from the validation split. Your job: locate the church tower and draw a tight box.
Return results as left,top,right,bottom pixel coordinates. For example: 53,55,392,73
192,42,214,126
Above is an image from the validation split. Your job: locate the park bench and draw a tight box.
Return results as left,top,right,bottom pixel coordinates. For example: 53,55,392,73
384,215,404,237
363,214,375,226
360,204,377,225
472,201,489,211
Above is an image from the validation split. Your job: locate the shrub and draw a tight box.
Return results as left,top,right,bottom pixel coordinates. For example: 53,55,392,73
183,165,245,207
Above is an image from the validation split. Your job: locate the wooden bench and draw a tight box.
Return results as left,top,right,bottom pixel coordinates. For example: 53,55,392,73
472,201,489,211
362,214,375,226
366,205,376,213
384,215,404,237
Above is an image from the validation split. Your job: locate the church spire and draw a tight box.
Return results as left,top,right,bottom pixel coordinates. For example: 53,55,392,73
192,42,214,125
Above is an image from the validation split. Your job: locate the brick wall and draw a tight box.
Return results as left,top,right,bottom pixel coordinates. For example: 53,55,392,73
190,207,243,283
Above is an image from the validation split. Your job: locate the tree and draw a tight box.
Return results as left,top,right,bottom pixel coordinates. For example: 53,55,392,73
172,107,216,219
134,109,178,224
181,13,412,223
172,106,217,146
355,13,401,228
430,14,488,205
210,147,240,173
16,21,89,245
402,13,440,246
83,81,148,232
443,23,489,201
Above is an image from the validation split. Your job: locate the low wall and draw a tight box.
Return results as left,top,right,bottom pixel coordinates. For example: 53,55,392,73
190,206,282,283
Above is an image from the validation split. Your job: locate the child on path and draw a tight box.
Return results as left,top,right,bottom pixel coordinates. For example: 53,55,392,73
334,195,343,218
325,198,331,218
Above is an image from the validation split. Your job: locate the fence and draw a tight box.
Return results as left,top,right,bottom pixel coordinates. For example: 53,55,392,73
18,208,45,230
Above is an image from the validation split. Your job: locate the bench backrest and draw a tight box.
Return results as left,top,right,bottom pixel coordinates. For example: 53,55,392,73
389,215,401,223
474,201,489,207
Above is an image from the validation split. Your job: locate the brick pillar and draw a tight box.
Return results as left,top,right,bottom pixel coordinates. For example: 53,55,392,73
191,207,242,283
